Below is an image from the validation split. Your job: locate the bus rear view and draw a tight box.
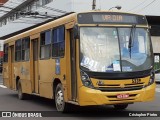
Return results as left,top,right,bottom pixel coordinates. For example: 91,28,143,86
76,12,155,109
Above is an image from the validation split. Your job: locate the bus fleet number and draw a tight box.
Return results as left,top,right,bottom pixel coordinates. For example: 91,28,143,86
132,78,141,84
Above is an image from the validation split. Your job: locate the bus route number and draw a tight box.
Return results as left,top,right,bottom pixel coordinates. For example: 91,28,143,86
132,78,141,84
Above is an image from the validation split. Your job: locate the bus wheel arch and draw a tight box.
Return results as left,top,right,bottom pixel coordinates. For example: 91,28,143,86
53,78,61,97
53,78,70,112
16,77,26,100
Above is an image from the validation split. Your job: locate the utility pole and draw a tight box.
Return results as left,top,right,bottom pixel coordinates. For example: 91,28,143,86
92,0,96,10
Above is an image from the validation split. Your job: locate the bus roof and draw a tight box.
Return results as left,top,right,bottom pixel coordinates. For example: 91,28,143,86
4,10,147,43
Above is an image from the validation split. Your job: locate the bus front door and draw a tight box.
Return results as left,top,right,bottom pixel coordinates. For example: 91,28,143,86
9,45,15,90
32,39,39,93
70,29,77,101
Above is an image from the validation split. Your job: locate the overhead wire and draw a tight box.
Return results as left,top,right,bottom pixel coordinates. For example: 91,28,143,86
0,1,69,25
0,1,68,14
133,0,157,13
0,5,62,18
127,0,149,12
2,1,68,14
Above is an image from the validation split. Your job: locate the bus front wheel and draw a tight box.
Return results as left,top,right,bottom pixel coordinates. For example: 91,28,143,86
114,104,128,110
55,83,70,112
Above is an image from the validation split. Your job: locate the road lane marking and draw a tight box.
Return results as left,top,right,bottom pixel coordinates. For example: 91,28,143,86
0,85,7,88
0,82,7,88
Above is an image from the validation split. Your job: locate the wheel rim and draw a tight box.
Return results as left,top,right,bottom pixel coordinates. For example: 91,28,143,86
55,89,64,111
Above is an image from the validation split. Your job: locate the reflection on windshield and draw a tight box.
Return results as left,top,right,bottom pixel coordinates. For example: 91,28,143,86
80,27,153,73
119,28,152,71
80,27,120,72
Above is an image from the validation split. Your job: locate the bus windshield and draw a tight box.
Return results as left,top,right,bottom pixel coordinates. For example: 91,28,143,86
80,27,153,72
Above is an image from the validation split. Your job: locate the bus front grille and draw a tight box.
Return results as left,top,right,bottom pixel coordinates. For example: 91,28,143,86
95,83,145,92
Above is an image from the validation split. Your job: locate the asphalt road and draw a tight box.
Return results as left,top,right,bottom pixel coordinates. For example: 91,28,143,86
0,75,160,120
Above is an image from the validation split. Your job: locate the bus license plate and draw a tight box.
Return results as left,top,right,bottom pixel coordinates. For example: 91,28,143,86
117,94,129,99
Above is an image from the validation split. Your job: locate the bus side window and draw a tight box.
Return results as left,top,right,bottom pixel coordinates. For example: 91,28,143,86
22,37,30,61
3,43,8,62
15,39,22,61
40,30,51,59
52,26,65,57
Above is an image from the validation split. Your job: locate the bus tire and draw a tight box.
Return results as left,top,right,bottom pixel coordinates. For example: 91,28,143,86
17,81,26,100
114,104,128,110
55,83,70,112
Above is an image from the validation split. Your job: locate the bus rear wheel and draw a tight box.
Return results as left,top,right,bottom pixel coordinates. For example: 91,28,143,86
17,81,26,100
114,104,128,110
55,83,70,112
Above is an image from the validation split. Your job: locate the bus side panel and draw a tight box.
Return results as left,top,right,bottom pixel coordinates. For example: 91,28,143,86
14,62,32,94
38,59,55,99
3,63,9,88
57,58,67,101
38,58,67,99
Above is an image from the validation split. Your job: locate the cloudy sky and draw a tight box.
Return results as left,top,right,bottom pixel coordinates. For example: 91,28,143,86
70,0,160,16
0,0,160,38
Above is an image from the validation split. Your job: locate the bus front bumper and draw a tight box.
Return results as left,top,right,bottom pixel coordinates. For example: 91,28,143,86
78,83,156,106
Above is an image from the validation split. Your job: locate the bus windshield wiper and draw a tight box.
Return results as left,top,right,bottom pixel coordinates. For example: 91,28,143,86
128,24,136,58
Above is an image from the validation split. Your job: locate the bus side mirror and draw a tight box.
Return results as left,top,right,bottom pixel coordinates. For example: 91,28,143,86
73,25,79,39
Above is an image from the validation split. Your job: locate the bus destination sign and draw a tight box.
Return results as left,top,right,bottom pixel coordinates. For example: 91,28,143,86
101,15,123,22
78,12,147,25
93,14,136,23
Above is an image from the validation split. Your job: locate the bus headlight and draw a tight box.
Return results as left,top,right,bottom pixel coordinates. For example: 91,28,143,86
148,72,155,86
80,71,93,88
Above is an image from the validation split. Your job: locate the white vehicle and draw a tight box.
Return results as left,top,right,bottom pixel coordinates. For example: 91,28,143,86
155,73,160,83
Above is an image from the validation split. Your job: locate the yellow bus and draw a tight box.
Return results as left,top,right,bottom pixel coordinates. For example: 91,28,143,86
3,11,156,112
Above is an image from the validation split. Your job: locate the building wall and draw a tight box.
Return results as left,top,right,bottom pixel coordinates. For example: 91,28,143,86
151,36,160,81
0,41,4,51
0,0,8,4
0,41,4,60
151,36,160,53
